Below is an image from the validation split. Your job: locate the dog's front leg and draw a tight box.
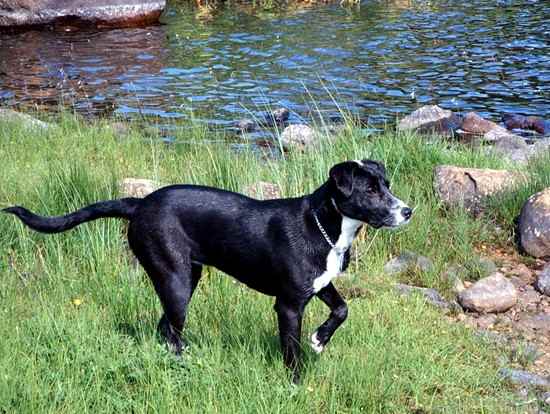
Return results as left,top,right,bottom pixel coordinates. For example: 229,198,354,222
274,297,304,384
310,283,348,354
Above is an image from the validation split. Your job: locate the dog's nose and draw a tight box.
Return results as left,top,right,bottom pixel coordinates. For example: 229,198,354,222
401,207,413,220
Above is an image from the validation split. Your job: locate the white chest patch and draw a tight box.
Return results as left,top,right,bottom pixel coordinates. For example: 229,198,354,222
312,216,362,293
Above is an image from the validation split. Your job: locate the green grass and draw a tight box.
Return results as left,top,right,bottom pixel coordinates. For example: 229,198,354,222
0,113,544,412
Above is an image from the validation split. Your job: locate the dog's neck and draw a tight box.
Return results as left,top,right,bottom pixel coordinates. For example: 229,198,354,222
308,182,350,245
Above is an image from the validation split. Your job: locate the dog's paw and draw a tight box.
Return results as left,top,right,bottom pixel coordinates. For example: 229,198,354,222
310,331,324,354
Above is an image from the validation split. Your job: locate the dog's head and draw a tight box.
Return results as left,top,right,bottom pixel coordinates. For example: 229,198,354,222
329,159,412,228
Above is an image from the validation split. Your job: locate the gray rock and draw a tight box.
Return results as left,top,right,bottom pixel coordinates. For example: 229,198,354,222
119,178,158,198
270,108,290,125
383,251,434,275
540,391,550,405
519,188,550,258
517,313,550,334
498,368,550,389
397,105,461,136
394,283,453,311
483,126,523,142
458,272,517,313
236,118,256,132
434,165,526,213
490,133,532,164
242,181,282,200
0,108,51,130
535,264,550,296
0,0,165,29
280,124,316,149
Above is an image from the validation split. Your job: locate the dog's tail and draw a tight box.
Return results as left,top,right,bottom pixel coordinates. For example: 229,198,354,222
2,198,142,234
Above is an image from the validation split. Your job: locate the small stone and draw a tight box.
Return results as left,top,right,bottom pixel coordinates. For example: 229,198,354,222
535,264,550,296
236,118,256,132
280,124,316,149
383,251,434,275
271,108,290,125
498,368,550,388
243,181,282,200
458,272,517,313
540,391,550,405
119,178,158,198
475,314,497,329
519,188,550,258
394,283,453,311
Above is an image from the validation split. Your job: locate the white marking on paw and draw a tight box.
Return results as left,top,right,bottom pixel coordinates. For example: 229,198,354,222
310,331,324,354
353,159,364,166
313,216,362,293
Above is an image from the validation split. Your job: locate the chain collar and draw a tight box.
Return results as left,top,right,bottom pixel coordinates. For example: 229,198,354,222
313,211,335,248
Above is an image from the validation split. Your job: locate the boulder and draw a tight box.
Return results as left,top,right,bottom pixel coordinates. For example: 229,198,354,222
0,108,51,129
243,181,282,200
535,264,550,296
119,178,158,198
503,114,550,135
460,112,500,135
519,188,550,258
383,251,433,275
280,124,316,149
397,105,461,136
457,272,517,313
483,126,523,142
434,165,526,212
0,0,165,30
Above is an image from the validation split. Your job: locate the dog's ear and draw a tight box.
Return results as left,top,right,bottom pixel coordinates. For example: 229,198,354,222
362,159,386,177
329,162,357,197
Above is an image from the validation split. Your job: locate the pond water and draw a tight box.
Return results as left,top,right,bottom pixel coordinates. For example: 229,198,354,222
0,0,548,134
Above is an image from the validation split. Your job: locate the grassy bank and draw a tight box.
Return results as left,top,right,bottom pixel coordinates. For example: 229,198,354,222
1,114,548,412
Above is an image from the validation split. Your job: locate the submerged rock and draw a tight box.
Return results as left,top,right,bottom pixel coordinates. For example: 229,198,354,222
434,165,526,213
0,0,165,30
519,187,550,258
458,272,517,313
503,114,550,135
397,105,461,136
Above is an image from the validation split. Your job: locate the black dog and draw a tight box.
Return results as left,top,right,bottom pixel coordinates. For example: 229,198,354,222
4,159,412,382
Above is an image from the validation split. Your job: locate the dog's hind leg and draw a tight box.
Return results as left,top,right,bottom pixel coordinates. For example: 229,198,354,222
310,283,348,354
274,297,305,384
156,263,202,354
129,225,202,355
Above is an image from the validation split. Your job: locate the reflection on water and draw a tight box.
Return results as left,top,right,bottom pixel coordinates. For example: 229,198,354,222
0,0,548,130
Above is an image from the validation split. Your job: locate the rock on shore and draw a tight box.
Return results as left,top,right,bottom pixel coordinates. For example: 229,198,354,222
519,188,550,258
0,0,165,30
